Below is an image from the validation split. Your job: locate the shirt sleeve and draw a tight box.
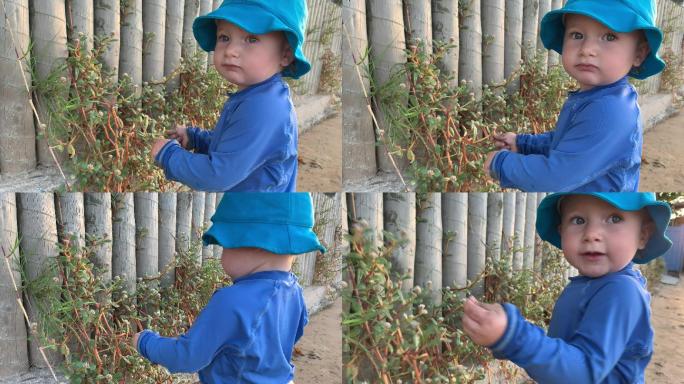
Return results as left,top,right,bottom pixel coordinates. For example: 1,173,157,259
490,98,638,191
516,131,554,155
186,127,212,153
137,289,246,373
489,279,647,383
156,98,294,192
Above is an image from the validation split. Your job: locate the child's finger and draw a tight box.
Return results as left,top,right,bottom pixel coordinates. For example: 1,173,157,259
464,297,491,322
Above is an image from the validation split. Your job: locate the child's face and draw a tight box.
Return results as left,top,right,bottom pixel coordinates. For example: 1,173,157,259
213,20,294,90
558,195,653,278
561,14,650,91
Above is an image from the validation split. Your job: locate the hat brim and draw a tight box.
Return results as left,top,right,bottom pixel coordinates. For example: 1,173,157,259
540,4,665,79
193,4,311,79
536,193,672,264
203,221,326,255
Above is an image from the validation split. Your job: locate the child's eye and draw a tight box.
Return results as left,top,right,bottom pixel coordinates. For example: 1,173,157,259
608,215,622,224
246,36,259,43
217,34,230,43
569,31,583,40
570,216,585,225
604,33,617,42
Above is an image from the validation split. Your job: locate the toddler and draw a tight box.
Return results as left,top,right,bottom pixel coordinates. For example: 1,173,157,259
463,192,672,383
151,0,310,192
134,193,326,383
485,0,665,191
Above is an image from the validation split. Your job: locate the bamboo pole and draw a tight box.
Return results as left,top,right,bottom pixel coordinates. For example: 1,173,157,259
415,193,442,303
513,192,526,271
501,192,516,263
164,0,184,92
112,193,136,294
175,192,192,255
342,0,377,182
347,193,383,244
404,0,432,51
482,0,505,87
537,0,551,73
431,0,459,85
18,193,60,367
522,0,539,62
198,0,212,68
367,0,406,172
143,0,166,83
442,193,468,288
119,0,143,86
202,192,215,262
0,192,29,376
29,0,68,166
458,0,483,98
504,0,523,93
0,0,36,174
523,192,537,270
383,193,416,291
135,193,159,279
85,193,113,282
548,0,562,67
182,0,200,60
486,192,503,261
158,193,176,288
66,0,93,51
191,191,205,264
467,193,487,297
94,0,120,79
55,193,85,250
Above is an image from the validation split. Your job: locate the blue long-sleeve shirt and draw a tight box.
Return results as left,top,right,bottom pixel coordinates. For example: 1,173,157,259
490,77,642,192
490,263,653,383
137,271,308,383
155,73,298,192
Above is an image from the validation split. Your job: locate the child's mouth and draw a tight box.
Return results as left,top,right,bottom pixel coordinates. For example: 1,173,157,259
576,64,598,72
581,251,605,260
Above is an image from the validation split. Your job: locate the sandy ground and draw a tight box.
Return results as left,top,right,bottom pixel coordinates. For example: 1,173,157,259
640,108,684,192
297,113,342,192
645,275,684,383
292,298,342,384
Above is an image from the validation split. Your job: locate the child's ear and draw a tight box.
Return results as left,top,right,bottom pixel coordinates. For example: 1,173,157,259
633,38,651,68
280,43,294,68
638,220,655,250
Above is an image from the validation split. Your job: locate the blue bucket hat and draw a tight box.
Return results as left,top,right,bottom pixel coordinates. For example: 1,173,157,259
203,193,326,255
536,192,672,264
192,0,311,79
540,0,665,79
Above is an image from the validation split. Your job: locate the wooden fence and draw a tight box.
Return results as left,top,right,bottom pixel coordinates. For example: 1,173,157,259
0,191,343,376
342,0,684,181
346,192,578,303
0,0,342,176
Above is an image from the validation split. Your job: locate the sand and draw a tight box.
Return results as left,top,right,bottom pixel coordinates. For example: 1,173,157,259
293,298,342,384
297,114,342,192
640,108,684,192
645,276,684,383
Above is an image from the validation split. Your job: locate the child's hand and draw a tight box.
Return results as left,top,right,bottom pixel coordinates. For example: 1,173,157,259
484,151,498,177
462,296,507,347
166,125,190,149
151,138,170,159
493,132,517,152
132,331,141,352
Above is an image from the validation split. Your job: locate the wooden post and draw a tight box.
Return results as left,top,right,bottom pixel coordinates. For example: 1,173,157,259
0,0,36,174
0,193,29,376
383,193,416,290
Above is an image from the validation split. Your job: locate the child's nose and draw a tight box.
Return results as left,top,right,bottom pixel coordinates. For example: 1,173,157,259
579,38,598,57
582,222,603,241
